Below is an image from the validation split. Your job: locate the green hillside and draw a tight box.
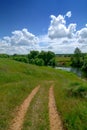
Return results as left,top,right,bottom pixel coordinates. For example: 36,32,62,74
0,58,87,130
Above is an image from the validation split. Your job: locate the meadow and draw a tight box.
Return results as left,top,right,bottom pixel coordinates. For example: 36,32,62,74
0,58,87,130
55,55,71,66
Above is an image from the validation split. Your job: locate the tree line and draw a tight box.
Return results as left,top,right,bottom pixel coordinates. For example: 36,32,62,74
71,47,87,71
10,51,56,67
0,48,87,70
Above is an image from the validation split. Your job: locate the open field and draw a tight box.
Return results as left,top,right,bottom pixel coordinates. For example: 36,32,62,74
0,58,87,130
56,56,71,66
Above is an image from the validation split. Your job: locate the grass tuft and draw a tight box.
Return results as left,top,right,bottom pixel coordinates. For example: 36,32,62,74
67,82,87,98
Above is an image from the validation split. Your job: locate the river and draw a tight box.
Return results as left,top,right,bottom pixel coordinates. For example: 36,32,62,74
56,67,87,78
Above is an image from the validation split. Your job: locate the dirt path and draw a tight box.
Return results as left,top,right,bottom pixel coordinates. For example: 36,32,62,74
9,85,40,130
49,86,63,130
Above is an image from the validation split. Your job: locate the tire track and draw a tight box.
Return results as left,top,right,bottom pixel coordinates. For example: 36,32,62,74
49,86,63,130
9,85,40,130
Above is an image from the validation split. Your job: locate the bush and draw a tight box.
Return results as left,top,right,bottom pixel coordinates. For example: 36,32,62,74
82,59,87,71
34,58,44,66
13,56,28,63
67,82,87,98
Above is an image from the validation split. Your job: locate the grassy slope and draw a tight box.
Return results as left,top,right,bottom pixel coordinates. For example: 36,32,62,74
0,58,87,130
54,71,87,130
0,58,54,130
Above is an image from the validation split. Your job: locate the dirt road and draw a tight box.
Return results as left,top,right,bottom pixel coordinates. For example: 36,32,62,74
8,85,64,130
49,86,63,130
9,85,40,130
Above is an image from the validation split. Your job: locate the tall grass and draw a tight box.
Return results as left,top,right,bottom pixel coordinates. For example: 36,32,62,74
54,70,87,130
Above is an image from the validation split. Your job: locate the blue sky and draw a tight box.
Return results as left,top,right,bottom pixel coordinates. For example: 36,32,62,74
0,0,87,54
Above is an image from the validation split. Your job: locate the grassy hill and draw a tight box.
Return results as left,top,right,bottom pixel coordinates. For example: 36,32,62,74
0,58,87,130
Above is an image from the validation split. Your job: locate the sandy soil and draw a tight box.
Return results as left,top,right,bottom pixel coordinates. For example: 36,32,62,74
49,86,63,130
9,85,40,130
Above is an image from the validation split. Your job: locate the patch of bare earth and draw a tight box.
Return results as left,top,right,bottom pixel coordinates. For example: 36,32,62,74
49,86,63,130
9,85,40,130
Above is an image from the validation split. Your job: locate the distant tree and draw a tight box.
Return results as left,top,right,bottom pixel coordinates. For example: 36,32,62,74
34,58,44,66
38,51,55,66
28,51,39,60
0,54,9,58
71,47,83,67
38,51,47,65
48,58,56,67
74,47,81,56
28,50,56,67
47,51,55,64
82,55,87,71
13,56,28,63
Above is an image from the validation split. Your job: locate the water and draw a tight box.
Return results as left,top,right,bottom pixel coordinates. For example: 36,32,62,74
55,67,86,78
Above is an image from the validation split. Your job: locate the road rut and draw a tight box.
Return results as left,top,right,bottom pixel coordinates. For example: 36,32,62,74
49,86,63,130
9,85,40,130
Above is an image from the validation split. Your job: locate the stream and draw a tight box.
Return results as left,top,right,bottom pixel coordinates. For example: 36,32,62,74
56,67,87,79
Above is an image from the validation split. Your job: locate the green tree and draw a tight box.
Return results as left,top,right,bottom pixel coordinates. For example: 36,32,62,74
28,51,39,64
38,51,55,66
71,47,83,67
13,56,28,63
28,51,39,59
48,58,56,67
82,55,87,71
38,51,47,65
28,50,56,67
34,58,44,66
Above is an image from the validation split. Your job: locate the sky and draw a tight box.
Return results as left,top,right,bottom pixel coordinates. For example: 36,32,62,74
0,0,87,54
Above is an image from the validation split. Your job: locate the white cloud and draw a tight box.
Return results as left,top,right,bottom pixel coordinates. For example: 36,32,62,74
0,28,39,54
0,11,87,54
65,11,72,18
76,27,87,39
76,27,87,49
44,11,87,53
48,11,76,39
10,28,39,46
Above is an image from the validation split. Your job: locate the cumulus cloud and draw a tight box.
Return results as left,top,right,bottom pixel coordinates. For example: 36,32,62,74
48,11,76,39
44,11,87,53
8,28,38,46
0,28,39,54
75,27,87,49
0,11,87,54
76,27,87,39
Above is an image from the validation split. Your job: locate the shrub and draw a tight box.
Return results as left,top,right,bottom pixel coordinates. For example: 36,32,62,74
82,59,87,71
34,58,44,66
67,82,87,98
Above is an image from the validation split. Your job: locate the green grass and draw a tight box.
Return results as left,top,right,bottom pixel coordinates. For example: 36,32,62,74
0,58,54,130
56,56,71,66
67,82,87,98
22,83,50,130
0,58,87,130
54,71,87,130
